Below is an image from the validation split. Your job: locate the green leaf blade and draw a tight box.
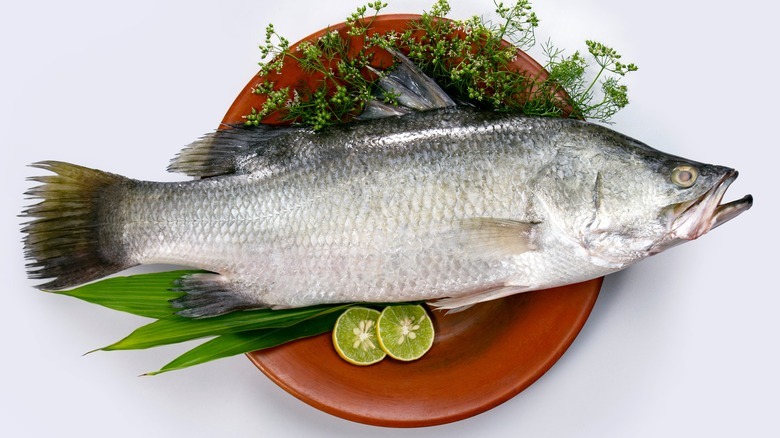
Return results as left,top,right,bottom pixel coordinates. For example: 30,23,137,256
103,303,353,351
146,312,339,375
53,270,201,319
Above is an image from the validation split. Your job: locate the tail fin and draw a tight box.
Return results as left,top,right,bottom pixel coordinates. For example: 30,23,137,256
22,161,134,290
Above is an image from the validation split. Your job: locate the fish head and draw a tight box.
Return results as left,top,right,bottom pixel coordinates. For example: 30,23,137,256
651,161,753,253
535,123,753,268
590,133,753,266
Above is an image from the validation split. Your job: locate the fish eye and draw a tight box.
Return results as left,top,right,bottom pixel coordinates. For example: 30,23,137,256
671,165,698,188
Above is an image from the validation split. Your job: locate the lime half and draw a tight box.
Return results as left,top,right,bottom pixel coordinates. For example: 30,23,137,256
332,307,386,366
376,304,435,361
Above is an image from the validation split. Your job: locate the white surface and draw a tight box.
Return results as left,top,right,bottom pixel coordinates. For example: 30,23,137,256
1,0,777,436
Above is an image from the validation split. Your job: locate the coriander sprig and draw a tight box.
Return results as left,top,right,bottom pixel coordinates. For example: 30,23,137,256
245,0,637,128
247,2,390,130
544,40,637,121
492,0,539,50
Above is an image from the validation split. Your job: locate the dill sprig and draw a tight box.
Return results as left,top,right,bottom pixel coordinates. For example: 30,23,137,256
543,39,638,121
245,0,637,129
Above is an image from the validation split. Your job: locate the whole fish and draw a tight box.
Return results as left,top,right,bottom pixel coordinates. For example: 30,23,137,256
22,57,753,318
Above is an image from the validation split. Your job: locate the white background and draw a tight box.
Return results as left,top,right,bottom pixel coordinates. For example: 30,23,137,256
1,0,777,436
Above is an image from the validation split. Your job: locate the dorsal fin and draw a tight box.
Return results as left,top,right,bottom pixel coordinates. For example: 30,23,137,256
168,124,300,177
359,99,412,120
381,48,456,110
358,49,456,119
169,49,455,176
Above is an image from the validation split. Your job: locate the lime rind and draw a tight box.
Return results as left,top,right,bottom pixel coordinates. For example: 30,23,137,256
332,307,386,366
376,304,434,361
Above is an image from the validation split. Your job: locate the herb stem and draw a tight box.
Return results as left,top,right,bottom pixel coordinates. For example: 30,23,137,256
581,64,606,105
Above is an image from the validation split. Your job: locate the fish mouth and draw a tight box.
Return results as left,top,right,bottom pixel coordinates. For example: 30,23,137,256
670,170,753,240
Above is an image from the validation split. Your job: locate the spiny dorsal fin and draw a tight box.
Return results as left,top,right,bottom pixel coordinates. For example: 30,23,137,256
359,99,412,120
170,49,455,176
168,124,301,177
358,49,455,120
381,48,456,110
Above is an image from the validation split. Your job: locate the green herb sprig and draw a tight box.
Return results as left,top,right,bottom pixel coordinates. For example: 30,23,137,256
245,0,637,128
543,39,638,121
246,1,389,130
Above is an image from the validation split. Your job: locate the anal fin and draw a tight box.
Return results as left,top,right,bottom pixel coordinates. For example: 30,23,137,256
169,272,263,318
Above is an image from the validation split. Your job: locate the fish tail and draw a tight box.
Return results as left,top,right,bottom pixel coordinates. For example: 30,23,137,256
22,161,135,290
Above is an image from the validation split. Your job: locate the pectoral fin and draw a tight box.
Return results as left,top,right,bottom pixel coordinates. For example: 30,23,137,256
429,285,530,312
457,217,541,258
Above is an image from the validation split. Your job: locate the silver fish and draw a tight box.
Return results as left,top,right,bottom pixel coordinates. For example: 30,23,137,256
22,57,753,317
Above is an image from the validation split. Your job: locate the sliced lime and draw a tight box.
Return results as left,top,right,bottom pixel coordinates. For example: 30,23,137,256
376,304,434,361
332,307,386,366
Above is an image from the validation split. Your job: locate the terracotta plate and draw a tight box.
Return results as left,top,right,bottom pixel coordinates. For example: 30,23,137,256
222,15,602,427
247,281,600,427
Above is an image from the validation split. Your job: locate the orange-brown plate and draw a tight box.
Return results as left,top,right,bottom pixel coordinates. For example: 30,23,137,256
222,15,602,427
247,281,600,427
